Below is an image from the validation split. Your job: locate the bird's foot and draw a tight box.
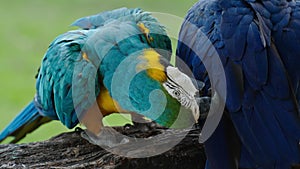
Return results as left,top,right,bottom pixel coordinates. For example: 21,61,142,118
127,113,163,132
80,127,129,148
124,121,162,132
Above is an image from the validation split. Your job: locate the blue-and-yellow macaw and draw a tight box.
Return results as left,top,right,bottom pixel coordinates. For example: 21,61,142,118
0,8,200,147
177,0,300,168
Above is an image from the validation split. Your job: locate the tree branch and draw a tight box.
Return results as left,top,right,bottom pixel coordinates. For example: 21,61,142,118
0,126,206,169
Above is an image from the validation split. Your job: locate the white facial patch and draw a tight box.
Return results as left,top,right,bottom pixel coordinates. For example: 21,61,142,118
163,66,200,122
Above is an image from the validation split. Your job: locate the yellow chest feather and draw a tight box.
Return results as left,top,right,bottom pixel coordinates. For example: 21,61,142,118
96,88,124,116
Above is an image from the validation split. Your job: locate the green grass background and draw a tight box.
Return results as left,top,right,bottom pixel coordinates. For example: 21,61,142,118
0,0,198,143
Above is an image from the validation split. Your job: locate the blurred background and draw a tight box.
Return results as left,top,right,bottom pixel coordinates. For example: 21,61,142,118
0,0,198,143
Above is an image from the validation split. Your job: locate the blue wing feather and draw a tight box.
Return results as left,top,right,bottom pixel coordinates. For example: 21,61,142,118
36,30,99,129
0,101,51,143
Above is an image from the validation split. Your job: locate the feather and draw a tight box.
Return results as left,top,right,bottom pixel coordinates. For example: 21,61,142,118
177,0,300,168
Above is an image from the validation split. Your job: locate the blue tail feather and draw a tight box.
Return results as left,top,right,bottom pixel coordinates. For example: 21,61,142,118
0,101,51,143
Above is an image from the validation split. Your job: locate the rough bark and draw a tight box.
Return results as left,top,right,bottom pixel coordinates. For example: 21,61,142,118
0,126,206,169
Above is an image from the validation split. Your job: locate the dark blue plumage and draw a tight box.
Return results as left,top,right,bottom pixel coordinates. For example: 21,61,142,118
177,0,300,168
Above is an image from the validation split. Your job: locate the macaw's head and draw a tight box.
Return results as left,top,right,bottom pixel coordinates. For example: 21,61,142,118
159,66,200,128
117,49,200,129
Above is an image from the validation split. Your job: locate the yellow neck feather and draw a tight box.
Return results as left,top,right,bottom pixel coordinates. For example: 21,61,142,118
138,49,167,82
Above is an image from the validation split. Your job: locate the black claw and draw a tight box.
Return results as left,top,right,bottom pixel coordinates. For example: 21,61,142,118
75,127,84,132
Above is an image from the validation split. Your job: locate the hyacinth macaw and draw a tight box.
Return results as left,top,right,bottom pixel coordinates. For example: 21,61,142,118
0,7,200,147
177,0,300,169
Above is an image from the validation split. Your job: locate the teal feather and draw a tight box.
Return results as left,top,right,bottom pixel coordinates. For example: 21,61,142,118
73,7,172,60
36,30,100,128
72,8,149,30
86,19,182,127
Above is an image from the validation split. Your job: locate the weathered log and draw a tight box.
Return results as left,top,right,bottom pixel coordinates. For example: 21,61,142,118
0,126,206,169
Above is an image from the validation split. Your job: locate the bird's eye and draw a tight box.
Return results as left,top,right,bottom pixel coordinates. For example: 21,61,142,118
173,90,180,97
